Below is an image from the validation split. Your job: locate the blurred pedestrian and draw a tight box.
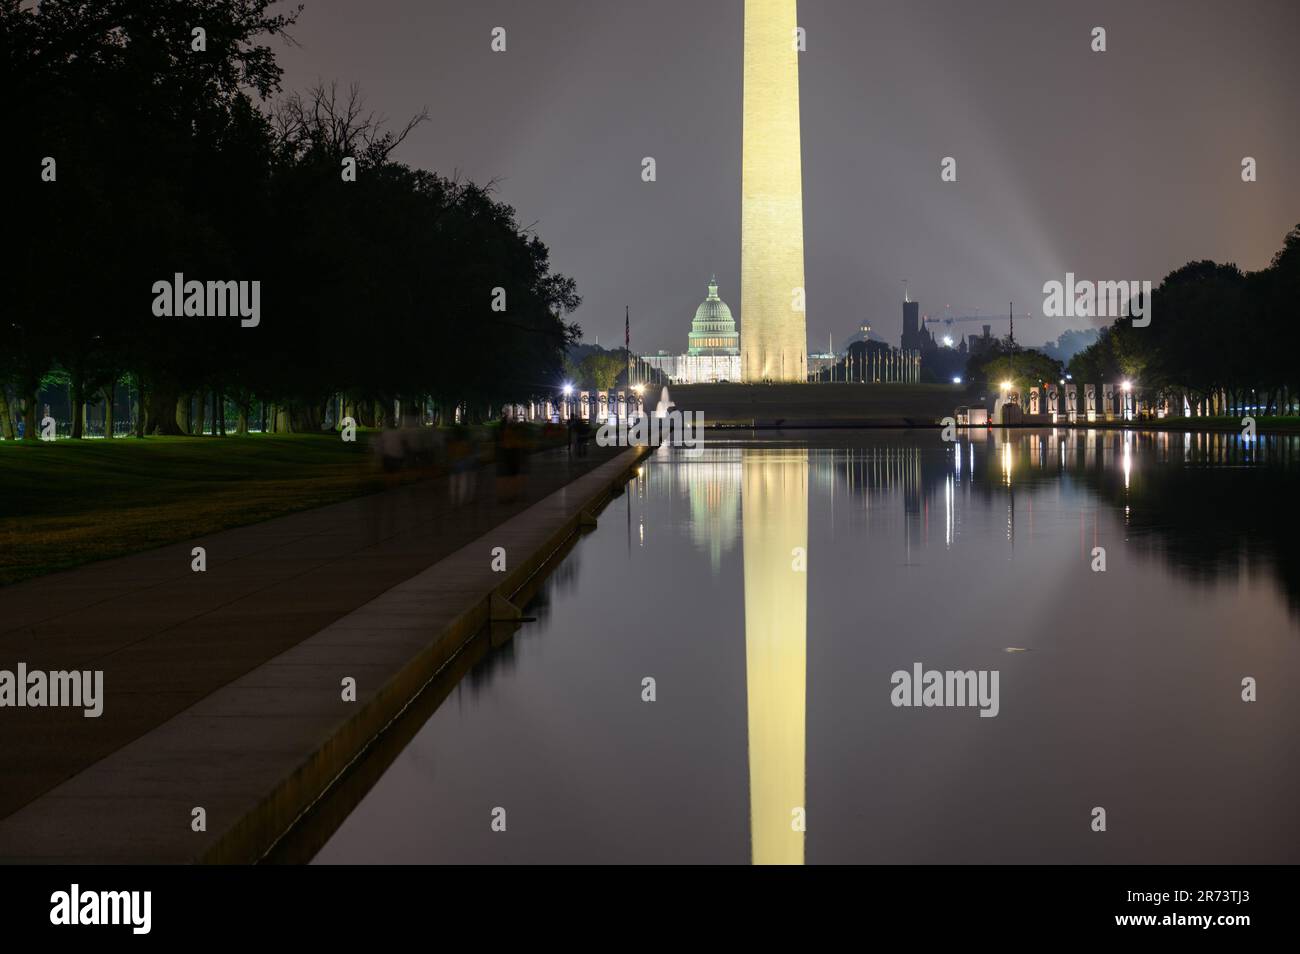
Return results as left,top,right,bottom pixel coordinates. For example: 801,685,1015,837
576,417,590,457
447,423,475,505
495,412,527,503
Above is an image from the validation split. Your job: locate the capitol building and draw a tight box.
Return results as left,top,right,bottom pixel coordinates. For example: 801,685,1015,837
641,276,742,384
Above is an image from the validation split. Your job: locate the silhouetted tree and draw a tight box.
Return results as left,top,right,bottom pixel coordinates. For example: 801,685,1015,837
2,0,581,437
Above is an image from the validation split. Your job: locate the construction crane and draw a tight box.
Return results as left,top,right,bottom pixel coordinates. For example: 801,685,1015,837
922,314,1005,325
922,309,1033,331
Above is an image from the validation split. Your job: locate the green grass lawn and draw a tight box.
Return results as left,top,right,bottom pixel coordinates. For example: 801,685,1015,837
0,433,396,585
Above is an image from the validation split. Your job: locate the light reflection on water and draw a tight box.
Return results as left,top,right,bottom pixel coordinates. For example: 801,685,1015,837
314,429,1300,864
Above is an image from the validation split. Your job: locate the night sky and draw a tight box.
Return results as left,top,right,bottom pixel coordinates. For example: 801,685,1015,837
275,0,1299,351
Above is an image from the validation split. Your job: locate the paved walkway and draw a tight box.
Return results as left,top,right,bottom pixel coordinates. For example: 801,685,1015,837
0,443,626,825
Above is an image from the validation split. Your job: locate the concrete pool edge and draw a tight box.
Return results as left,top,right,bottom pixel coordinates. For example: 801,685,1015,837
0,445,649,864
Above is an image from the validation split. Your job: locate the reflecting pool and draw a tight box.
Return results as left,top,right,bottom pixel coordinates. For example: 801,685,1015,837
312,429,1300,864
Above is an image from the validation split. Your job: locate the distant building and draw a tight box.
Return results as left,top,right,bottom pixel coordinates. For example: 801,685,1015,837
808,335,837,376
966,324,997,358
901,298,921,351
642,350,675,372
689,276,740,357
842,320,889,350
813,318,920,383
642,276,742,384
900,295,935,352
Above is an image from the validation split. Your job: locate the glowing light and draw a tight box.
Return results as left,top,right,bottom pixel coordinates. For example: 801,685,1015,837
952,376,963,384
943,336,954,347
561,383,573,396
1121,380,1132,392
1000,380,1012,390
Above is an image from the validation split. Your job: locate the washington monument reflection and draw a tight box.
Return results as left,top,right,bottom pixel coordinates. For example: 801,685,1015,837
742,448,808,864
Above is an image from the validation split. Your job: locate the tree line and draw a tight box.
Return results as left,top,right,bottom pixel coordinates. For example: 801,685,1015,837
960,225,1299,414
1066,225,1299,415
1,0,580,439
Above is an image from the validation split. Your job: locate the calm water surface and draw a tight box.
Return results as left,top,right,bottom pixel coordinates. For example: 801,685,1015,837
313,428,1300,864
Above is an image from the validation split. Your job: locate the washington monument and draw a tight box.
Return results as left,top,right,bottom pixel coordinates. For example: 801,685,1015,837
741,0,808,383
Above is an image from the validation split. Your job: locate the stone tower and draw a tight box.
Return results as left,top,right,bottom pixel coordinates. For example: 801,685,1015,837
740,0,808,382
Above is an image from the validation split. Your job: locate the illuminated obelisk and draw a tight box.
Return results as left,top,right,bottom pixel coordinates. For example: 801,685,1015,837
742,448,808,864
741,0,808,382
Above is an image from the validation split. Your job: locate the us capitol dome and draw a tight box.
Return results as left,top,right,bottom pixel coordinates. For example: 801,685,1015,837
688,276,740,356
642,276,743,384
